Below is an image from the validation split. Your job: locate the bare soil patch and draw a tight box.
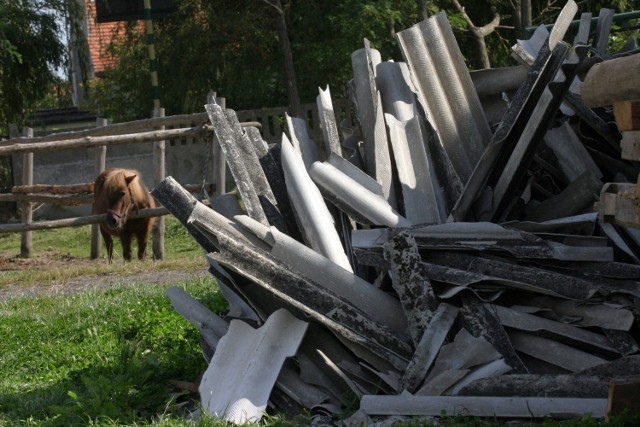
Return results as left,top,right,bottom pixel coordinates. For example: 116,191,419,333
0,252,209,300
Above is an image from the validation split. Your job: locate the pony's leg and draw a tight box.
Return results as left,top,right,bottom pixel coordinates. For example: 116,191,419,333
121,232,133,261
135,225,150,260
100,228,114,264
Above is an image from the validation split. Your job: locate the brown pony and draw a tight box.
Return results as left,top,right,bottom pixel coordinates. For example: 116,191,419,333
92,168,156,263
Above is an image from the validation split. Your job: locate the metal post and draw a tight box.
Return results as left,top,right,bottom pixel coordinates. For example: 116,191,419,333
144,0,161,110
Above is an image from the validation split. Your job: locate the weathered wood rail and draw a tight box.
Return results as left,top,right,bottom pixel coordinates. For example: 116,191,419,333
0,99,353,259
1,109,228,259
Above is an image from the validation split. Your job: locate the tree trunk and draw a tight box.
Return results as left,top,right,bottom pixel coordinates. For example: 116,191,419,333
417,0,428,21
452,0,500,69
514,0,533,39
264,0,303,118
521,0,532,31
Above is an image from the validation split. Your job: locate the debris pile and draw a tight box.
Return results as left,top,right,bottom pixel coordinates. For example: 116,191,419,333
153,2,640,424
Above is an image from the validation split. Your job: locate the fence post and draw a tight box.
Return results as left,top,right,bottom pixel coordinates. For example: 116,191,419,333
90,117,108,259
208,92,226,195
152,107,165,260
14,127,33,257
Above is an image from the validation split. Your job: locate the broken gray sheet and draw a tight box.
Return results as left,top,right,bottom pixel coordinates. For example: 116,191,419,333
396,12,490,186
352,394,607,419
417,328,506,396
459,294,528,375
544,122,603,182
377,60,445,224
244,126,300,239
401,303,458,393
223,109,285,230
384,230,439,345
351,39,396,208
502,212,598,236
351,221,613,263
448,37,574,222
286,113,320,170
491,304,618,356
189,200,271,252
205,235,413,369
232,214,409,335
424,252,600,300
280,134,353,272
509,296,635,331
167,286,333,411
385,113,444,224
487,42,586,222
165,286,230,349
308,153,412,227
458,374,608,398
508,331,608,373
523,171,602,223
205,102,269,225
317,86,342,158
199,308,308,424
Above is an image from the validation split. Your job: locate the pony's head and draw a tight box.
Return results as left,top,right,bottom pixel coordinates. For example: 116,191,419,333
104,171,137,231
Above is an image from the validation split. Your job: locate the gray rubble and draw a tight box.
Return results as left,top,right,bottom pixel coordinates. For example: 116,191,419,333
154,1,640,424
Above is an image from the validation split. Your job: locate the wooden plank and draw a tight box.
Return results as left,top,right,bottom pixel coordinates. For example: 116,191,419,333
152,107,165,261
0,125,212,155
598,182,640,227
607,376,640,419
0,193,94,205
581,54,640,108
613,100,640,131
621,131,640,161
20,127,33,257
11,183,95,194
0,207,169,233
91,117,107,259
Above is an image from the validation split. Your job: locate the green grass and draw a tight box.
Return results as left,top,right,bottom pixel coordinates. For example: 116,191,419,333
0,216,207,289
1,218,639,426
0,278,230,426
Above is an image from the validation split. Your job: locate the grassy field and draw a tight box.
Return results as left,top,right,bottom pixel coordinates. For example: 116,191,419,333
0,216,234,426
1,218,639,426
0,216,207,290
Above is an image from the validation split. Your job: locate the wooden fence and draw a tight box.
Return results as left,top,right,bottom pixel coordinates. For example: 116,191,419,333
1,109,217,259
0,98,354,259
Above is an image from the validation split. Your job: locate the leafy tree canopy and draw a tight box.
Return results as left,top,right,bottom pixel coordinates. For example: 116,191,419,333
3,0,638,129
0,0,77,135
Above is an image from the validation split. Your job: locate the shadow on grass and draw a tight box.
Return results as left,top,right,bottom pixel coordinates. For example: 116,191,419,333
0,337,203,427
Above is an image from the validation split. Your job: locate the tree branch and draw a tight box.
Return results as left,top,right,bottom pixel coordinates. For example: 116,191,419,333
262,0,283,15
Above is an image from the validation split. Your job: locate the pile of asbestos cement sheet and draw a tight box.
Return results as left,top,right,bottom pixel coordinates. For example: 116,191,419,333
152,1,640,425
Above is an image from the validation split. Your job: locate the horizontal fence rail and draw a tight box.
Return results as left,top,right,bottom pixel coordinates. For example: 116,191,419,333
0,98,354,258
0,207,169,233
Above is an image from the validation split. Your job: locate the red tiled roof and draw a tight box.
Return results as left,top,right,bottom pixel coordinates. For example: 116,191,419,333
85,1,143,75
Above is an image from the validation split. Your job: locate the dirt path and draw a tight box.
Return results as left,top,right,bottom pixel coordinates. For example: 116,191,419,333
0,254,210,300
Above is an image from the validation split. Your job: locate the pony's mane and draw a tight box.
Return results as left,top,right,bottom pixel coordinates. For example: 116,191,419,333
104,168,149,203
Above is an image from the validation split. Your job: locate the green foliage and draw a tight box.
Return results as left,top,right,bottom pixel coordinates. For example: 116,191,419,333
86,0,427,120
0,0,84,135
